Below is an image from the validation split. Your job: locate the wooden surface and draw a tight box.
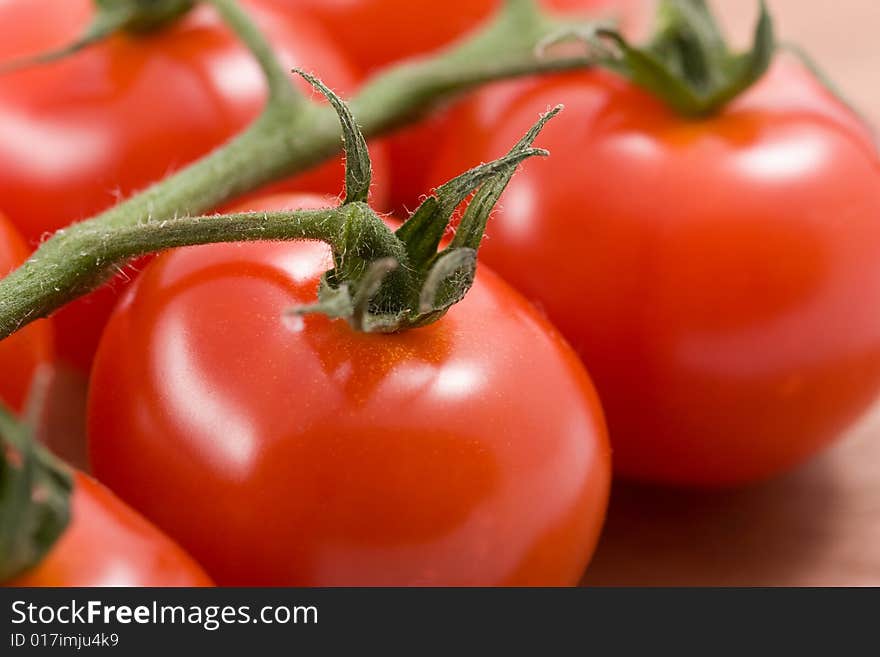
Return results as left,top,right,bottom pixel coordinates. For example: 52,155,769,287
583,411,880,586
582,0,880,586
42,0,880,587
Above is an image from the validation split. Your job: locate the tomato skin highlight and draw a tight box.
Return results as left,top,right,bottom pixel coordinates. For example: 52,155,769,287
87,193,611,586
429,61,880,486
0,213,53,413
0,0,387,372
5,472,212,587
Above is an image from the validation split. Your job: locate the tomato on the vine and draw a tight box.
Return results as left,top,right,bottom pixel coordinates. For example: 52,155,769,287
0,213,52,413
87,192,611,586
292,0,649,214
428,59,880,486
0,0,388,371
6,471,212,587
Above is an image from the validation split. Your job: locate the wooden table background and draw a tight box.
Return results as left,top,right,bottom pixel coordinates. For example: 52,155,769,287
583,0,880,586
41,0,880,587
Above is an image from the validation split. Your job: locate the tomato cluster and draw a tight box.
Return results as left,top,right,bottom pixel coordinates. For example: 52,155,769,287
2,0,879,587
0,0,387,371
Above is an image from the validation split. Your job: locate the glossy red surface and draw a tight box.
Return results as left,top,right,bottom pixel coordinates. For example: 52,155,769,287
429,61,880,485
88,193,611,586
7,472,213,587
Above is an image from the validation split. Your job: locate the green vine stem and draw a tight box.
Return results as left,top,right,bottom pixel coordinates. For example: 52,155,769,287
0,82,554,337
0,0,591,341
0,208,362,333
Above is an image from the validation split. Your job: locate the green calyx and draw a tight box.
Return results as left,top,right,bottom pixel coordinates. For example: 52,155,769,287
289,70,559,333
549,0,775,117
0,0,194,73
0,391,72,583
609,0,774,116
541,0,871,132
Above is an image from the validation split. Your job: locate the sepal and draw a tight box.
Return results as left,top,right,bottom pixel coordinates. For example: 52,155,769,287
0,402,72,583
285,74,560,333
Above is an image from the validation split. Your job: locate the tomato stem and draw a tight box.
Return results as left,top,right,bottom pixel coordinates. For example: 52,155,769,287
0,79,553,336
0,209,360,336
0,0,589,341
287,81,555,333
544,0,776,117
294,69,373,205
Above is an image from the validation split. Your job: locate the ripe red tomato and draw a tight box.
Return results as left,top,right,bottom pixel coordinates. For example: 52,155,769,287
0,212,53,413
87,193,611,586
0,0,387,372
428,61,880,486
291,0,648,214
6,471,212,586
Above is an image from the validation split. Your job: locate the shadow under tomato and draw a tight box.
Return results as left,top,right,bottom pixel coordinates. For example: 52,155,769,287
580,443,849,586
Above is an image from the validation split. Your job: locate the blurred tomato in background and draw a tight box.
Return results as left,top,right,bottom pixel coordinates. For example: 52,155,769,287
0,212,53,413
291,0,650,214
292,0,647,77
429,60,880,485
577,0,880,584
0,0,386,373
